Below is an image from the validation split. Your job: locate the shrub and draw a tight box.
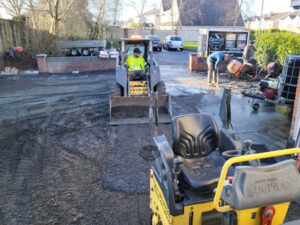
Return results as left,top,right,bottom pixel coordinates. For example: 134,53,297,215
106,38,120,49
254,31,300,70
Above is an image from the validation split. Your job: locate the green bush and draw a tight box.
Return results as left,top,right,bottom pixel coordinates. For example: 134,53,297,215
254,31,300,70
106,38,120,49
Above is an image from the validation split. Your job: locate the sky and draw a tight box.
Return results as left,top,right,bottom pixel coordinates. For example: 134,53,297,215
0,0,295,21
122,0,294,21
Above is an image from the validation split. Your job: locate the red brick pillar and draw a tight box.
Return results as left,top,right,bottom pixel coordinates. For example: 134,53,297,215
36,54,47,74
189,54,208,72
189,54,197,71
289,72,300,146
124,28,129,38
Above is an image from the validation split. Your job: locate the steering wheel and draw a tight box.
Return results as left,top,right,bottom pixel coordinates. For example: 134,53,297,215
222,150,243,161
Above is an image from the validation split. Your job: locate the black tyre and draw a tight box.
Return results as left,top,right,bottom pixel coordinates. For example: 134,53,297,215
91,51,100,56
70,49,78,56
111,83,122,96
82,48,90,56
156,81,166,95
252,103,260,111
180,48,183,51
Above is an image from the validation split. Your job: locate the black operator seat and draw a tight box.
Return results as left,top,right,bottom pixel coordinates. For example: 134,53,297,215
172,114,227,193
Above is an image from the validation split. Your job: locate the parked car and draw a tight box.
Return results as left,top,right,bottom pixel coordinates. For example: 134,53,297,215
108,49,119,58
145,35,162,51
99,50,109,59
163,35,184,51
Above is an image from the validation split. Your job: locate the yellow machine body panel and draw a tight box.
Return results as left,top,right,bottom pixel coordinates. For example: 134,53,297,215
150,169,214,225
129,81,148,95
234,202,290,225
150,148,300,225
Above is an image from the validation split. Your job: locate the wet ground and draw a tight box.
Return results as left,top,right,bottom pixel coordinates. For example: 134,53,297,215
0,50,297,224
153,49,191,66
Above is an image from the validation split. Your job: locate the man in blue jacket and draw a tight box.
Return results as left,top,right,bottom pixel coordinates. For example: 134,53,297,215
207,52,230,87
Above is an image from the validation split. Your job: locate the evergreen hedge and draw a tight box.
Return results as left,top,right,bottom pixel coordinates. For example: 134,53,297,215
254,31,300,70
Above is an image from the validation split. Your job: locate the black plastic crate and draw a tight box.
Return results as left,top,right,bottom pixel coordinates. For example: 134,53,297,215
281,55,300,102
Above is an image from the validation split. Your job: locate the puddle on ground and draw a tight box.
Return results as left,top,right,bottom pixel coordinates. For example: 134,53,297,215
139,145,157,162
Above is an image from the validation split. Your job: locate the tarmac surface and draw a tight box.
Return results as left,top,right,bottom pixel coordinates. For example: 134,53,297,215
0,51,298,224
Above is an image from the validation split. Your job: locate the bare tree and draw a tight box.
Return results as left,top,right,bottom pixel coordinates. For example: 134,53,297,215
128,0,148,24
0,0,25,19
234,0,255,25
44,0,86,35
89,0,108,39
111,0,122,38
171,0,199,34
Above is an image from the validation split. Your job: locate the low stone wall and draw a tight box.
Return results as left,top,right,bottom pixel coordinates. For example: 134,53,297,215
189,54,228,72
36,55,116,74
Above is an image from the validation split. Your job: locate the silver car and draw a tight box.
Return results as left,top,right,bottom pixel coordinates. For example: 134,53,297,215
163,35,184,51
145,35,162,51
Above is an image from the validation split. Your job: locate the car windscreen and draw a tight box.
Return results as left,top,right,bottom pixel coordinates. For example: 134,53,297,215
170,37,182,41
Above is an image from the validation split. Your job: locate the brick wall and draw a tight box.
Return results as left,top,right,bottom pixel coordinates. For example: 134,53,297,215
189,54,228,72
289,72,300,146
36,55,116,74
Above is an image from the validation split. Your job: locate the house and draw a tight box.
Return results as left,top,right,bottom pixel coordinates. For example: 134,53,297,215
142,9,160,25
159,0,244,27
279,11,300,32
245,11,300,32
126,9,160,26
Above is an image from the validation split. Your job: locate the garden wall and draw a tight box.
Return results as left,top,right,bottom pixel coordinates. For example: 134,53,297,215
189,53,228,72
37,55,115,73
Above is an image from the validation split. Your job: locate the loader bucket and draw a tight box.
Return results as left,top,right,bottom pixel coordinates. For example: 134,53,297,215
109,95,172,125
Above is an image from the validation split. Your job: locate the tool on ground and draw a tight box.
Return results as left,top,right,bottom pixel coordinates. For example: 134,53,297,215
242,54,299,111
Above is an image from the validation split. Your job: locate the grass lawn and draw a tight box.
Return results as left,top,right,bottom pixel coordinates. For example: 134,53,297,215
184,41,198,51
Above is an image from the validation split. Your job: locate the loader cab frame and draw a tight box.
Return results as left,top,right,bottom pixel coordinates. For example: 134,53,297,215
119,38,154,68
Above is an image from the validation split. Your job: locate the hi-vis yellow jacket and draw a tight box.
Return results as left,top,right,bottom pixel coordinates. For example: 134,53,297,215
126,55,145,72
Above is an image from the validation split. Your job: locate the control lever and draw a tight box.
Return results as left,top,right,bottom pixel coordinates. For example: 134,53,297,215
243,139,261,167
172,157,183,175
172,157,183,202
243,140,253,153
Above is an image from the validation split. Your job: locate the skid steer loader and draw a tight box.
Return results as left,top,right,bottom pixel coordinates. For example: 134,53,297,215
109,37,172,125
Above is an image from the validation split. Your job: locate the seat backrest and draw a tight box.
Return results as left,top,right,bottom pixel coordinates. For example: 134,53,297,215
172,114,219,158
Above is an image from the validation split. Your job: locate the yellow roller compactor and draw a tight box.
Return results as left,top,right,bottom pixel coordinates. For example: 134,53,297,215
109,37,172,125
150,112,300,224
150,1,300,223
